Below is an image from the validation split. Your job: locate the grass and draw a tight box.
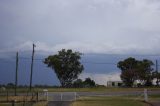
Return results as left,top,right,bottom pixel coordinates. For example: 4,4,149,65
0,102,34,106
148,94,160,102
1,87,160,93
72,96,150,106
0,87,160,106
1,94,160,106
33,102,47,106
0,102,47,106
72,94,160,106
37,87,160,92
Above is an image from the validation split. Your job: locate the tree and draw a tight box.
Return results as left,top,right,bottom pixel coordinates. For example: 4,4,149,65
72,79,83,88
117,57,138,87
83,77,96,87
44,49,84,87
152,71,160,86
117,57,154,87
7,83,15,88
137,59,154,86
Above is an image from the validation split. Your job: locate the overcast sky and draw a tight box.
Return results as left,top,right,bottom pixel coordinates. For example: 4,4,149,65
1,0,160,54
1,0,160,85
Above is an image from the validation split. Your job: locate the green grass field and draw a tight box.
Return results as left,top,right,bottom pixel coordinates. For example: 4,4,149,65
72,96,150,106
72,93,160,106
1,96,149,106
0,87,160,106
0,102,48,106
1,94,160,106
0,87,160,93
1,87,160,93
35,87,160,92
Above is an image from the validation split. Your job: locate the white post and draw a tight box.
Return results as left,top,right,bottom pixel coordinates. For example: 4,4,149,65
75,92,77,101
144,89,148,102
46,92,48,101
61,93,63,101
43,89,48,101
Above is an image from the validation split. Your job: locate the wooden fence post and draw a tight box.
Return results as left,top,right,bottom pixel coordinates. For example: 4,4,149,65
36,92,38,102
6,91,8,102
11,100,15,106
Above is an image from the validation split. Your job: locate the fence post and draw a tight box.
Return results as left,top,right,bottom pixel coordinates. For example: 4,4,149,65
7,91,8,102
75,92,77,101
32,92,33,100
61,93,63,101
12,100,15,106
36,92,38,102
144,89,148,102
46,91,48,101
43,89,48,101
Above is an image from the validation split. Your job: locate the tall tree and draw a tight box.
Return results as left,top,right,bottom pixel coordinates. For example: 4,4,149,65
117,57,138,87
137,59,154,86
118,57,154,87
44,49,84,87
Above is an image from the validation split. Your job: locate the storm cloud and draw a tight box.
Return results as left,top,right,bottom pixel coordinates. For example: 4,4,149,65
1,0,160,54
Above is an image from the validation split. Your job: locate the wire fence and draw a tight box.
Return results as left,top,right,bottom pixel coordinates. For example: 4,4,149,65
0,89,160,106
0,89,48,106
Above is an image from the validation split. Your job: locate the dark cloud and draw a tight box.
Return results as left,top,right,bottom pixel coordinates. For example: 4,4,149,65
0,0,160,54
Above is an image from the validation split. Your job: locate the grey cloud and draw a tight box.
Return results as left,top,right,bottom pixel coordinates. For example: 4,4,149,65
0,0,160,54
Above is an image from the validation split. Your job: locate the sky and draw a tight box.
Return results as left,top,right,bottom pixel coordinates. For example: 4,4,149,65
0,0,160,85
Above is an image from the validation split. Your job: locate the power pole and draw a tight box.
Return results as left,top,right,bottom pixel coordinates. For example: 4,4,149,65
15,52,18,96
29,44,36,91
156,60,158,72
156,60,158,86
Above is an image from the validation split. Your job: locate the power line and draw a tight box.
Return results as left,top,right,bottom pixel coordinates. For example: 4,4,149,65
1,55,160,65
82,61,117,65
1,51,160,56
19,57,43,60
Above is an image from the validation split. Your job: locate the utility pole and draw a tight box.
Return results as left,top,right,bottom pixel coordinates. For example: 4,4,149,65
15,52,18,96
29,44,36,91
156,60,158,72
156,60,158,86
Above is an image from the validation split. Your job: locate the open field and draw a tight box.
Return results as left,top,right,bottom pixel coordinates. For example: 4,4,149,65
72,94,160,106
0,94,160,106
72,96,150,106
147,94,160,104
43,87,160,92
0,102,47,106
1,87,160,93
0,87,160,106
0,96,152,106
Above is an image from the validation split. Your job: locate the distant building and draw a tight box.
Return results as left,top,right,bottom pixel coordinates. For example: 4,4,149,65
107,81,123,87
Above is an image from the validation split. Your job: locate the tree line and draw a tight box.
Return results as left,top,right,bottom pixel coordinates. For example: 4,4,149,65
117,57,160,87
44,49,160,88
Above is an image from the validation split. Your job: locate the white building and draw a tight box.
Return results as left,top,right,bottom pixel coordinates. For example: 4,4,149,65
107,81,123,87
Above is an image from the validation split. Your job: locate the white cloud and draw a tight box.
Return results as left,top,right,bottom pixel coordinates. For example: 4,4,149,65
79,72,121,85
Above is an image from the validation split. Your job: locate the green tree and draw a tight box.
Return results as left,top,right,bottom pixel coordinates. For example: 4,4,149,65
152,71,160,86
137,59,154,86
44,49,84,87
117,57,138,87
83,77,96,87
118,57,154,87
73,79,83,88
